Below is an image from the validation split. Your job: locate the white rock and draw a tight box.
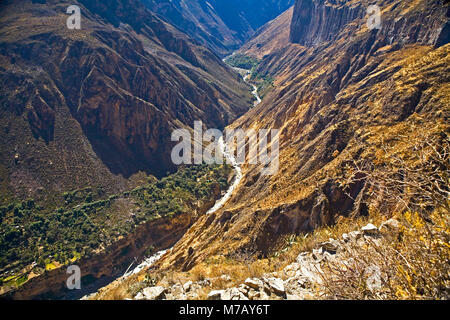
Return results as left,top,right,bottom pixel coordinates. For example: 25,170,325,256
238,284,250,294
183,281,193,292
266,278,285,296
342,233,350,242
361,223,380,236
225,287,243,300
253,291,270,300
296,252,314,265
312,248,324,260
247,288,258,300
380,219,401,235
300,264,323,285
244,278,263,290
134,292,145,300
365,265,382,292
318,240,339,253
141,286,166,300
285,263,301,271
199,278,211,287
220,274,231,282
348,230,363,240
207,290,225,300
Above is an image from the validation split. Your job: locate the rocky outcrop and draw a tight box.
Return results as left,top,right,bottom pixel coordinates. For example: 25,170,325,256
135,286,166,300
130,221,401,300
200,222,392,300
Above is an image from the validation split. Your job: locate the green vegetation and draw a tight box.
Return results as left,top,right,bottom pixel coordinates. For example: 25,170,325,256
225,54,259,70
224,54,275,100
0,164,231,284
251,72,274,99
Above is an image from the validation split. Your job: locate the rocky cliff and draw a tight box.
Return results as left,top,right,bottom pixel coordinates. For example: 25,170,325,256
290,0,448,48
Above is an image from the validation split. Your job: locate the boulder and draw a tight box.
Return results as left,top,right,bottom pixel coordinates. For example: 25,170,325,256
141,286,166,300
283,263,302,278
342,233,350,242
347,230,363,241
228,287,245,300
134,292,145,300
361,223,380,236
247,288,259,300
252,290,269,300
183,281,193,292
312,248,324,261
244,278,263,290
238,284,250,294
266,278,285,296
296,252,315,265
318,240,340,254
380,219,401,235
207,290,225,300
365,265,382,292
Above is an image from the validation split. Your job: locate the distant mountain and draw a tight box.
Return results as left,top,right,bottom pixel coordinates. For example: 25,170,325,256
239,6,294,59
152,0,449,269
140,0,295,56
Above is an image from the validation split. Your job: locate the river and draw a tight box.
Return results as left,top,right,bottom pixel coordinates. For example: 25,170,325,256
108,64,262,285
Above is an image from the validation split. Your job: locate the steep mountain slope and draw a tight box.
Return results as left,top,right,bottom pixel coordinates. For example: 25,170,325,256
148,0,449,271
239,6,294,59
140,0,295,56
0,0,252,204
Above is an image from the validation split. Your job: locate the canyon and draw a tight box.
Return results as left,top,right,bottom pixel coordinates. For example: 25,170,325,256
141,0,449,272
91,0,449,300
0,0,449,300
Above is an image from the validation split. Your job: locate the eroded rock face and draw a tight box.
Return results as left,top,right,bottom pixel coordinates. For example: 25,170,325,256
290,0,364,46
0,0,252,198
290,0,448,48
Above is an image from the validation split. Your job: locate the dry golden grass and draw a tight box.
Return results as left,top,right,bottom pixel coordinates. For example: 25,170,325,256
320,209,450,300
120,212,387,300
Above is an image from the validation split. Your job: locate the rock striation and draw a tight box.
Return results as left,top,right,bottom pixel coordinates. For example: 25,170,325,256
0,0,253,200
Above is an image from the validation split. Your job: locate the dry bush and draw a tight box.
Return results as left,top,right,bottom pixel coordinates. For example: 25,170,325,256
342,131,449,215
270,213,385,267
320,210,449,300
321,130,450,300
